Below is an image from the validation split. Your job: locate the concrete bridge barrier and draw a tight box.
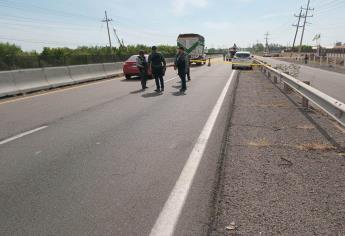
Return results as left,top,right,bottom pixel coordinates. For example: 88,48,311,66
0,71,20,97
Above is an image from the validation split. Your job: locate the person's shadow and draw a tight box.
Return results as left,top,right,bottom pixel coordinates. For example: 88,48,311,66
130,89,145,94
172,91,186,96
142,92,163,98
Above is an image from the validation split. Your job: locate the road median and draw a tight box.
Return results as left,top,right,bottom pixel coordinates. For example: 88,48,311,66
210,69,345,235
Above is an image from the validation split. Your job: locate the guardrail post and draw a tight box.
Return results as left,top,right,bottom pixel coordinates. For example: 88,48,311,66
320,57,322,66
302,81,310,108
283,72,292,93
273,75,278,84
283,82,292,93
267,71,271,79
326,56,329,65
208,58,211,67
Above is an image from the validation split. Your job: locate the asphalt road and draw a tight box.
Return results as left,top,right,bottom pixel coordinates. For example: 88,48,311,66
0,62,234,235
257,56,345,103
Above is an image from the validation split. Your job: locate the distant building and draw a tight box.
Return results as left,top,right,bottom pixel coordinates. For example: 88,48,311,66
334,42,345,49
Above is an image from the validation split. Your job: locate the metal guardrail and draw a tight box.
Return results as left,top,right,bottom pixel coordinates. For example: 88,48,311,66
255,58,345,127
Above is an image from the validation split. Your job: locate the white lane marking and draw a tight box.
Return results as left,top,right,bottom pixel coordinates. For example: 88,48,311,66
150,70,238,236
0,126,48,146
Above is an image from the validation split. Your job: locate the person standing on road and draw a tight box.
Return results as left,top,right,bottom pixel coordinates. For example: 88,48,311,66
304,54,309,64
136,50,148,90
148,46,167,92
174,46,188,92
186,54,191,81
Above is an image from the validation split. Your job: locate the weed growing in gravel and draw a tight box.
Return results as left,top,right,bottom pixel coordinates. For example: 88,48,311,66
248,138,270,148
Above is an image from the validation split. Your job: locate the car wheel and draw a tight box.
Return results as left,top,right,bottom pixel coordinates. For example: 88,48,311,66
125,75,131,80
232,65,236,70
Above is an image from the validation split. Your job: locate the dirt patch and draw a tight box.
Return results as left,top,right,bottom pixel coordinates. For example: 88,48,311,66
248,138,270,148
295,124,315,130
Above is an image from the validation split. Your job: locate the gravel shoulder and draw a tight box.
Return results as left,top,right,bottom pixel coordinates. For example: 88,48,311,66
210,69,345,236
277,57,345,75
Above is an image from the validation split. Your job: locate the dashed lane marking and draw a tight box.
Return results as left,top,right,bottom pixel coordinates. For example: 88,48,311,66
0,126,48,146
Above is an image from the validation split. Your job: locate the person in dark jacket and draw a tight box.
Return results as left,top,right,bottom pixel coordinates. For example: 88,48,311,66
148,46,166,92
304,54,309,64
136,50,148,90
186,54,191,81
174,46,188,92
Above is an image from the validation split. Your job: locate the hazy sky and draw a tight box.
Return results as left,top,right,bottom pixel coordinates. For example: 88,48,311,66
0,0,344,51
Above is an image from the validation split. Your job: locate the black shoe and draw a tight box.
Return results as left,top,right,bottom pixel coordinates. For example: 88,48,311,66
161,88,164,92
188,78,191,81
179,88,186,93
144,86,149,89
155,89,161,92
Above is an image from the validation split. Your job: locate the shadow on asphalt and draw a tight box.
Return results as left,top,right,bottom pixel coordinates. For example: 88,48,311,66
121,76,154,82
142,92,163,98
171,91,186,96
130,89,145,94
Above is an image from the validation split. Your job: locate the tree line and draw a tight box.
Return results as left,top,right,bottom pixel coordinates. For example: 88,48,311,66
0,42,178,70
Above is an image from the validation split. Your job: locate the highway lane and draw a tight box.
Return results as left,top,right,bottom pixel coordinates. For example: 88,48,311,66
257,56,345,103
0,62,233,235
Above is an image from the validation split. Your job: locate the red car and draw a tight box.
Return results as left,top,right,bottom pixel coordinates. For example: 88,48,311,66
123,55,152,79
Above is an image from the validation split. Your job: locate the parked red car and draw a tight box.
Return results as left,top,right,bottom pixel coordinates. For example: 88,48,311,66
123,55,152,79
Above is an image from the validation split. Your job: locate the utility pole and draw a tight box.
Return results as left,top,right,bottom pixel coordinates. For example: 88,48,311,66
292,7,303,50
299,0,314,53
264,32,270,53
102,11,113,53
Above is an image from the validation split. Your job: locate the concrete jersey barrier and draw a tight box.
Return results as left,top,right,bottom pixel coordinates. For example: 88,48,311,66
44,66,74,88
12,68,51,94
0,58,175,98
86,64,107,80
103,62,123,77
68,65,95,83
0,71,20,97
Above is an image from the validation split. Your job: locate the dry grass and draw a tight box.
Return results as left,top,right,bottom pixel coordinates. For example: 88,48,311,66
248,138,271,148
295,124,315,130
296,142,336,151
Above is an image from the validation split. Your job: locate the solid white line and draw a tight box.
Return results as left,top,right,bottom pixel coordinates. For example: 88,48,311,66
0,126,48,146
150,70,238,236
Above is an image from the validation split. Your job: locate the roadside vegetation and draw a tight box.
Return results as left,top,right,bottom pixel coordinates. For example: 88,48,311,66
0,42,177,71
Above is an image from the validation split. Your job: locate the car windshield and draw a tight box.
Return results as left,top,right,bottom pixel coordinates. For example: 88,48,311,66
128,55,138,62
236,53,250,58
128,55,149,61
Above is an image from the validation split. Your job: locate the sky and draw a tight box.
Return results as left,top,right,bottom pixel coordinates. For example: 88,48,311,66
0,0,344,51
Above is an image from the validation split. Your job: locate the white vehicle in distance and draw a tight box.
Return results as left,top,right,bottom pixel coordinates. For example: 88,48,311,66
232,51,254,70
